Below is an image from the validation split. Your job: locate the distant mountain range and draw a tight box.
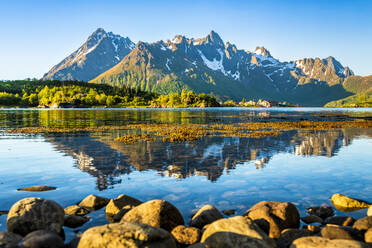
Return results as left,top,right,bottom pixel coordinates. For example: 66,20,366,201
43,28,371,106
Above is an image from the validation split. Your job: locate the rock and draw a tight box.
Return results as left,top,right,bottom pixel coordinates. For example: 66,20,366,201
321,225,363,241
171,225,201,245
0,210,8,216
64,215,89,228
305,225,321,233
77,222,177,248
222,209,236,216
307,206,334,219
186,243,205,248
353,216,372,232
368,207,372,217
190,205,223,229
331,193,371,211
17,186,56,192
245,201,300,238
0,232,23,247
365,228,372,243
78,194,110,210
7,197,64,236
18,230,64,248
66,237,80,248
105,194,142,223
64,205,90,216
277,229,312,248
201,216,276,248
325,216,355,226
301,215,323,224
290,236,368,248
122,200,184,232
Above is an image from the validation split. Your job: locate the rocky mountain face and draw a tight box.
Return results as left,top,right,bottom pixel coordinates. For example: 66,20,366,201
43,28,135,82
90,31,354,106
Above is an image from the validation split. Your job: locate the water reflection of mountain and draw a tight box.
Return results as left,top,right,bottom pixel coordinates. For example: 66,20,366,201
48,128,372,190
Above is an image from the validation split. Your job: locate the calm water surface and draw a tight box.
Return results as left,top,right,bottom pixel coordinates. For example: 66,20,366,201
0,108,371,241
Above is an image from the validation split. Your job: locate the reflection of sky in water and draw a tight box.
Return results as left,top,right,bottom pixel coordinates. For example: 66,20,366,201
0,108,372,240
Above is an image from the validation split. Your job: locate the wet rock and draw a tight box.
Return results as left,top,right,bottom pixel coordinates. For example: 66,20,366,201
222,209,236,216
353,216,372,232
0,232,23,247
105,194,142,223
307,206,334,219
77,222,177,248
201,216,276,248
325,216,355,226
190,205,223,229
17,186,56,192
331,193,370,211
121,200,184,232
321,225,363,241
290,236,368,248
78,194,110,210
304,225,321,234
64,215,89,228
0,210,8,216
277,229,312,248
171,225,201,245
66,236,81,248
7,197,64,236
18,230,64,248
365,228,372,243
245,201,300,238
64,205,90,216
368,206,372,217
301,215,323,224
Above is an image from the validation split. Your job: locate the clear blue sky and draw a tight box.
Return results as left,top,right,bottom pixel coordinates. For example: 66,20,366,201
1,0,371,80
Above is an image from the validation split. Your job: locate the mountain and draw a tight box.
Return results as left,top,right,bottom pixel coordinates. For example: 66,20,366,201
43,28,135,81
90,30,354,106
325,75,372,107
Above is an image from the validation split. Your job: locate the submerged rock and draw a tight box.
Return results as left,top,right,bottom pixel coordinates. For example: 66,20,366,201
301,215,323,224
320,225,363,241
307,206,334,219
245,201,300,238
78,194,110,210
290,236,368,248
190,205,223,229
331,193,371,211
7,197,64,236
64,215,89,228
19,230,64,248
105,194,142,223
64,205,90,216
77,222,177,248
171,225,201,245
17,186,56,192
352,216,372,232
0,232,23,247
325,216,355,226
201,216,276,248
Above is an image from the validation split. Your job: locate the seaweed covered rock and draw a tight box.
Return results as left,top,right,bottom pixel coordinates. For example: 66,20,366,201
7,197,64,236
121,200,184,232
77,222,177,248
201,216,276,248
105,194,142,223
245,201,300,238
190,205,223,229
78,195,110,210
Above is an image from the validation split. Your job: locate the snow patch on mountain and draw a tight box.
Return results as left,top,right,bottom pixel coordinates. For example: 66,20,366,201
198,49,227,75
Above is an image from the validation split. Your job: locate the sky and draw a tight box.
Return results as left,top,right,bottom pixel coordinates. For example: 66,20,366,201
0,0,371,80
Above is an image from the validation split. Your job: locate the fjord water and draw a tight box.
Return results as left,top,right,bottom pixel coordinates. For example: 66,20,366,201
0,108,372,238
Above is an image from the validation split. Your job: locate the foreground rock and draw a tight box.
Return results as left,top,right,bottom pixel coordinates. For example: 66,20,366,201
201,216,276,248
277,229,312,248
245,201,300,238
121,200,184,232
78,222,177,248
0,232,23,247
17,186,56,192
365,228,372,243
352,216,372,232
190,205,223,229
19,230,64,248
320,225,363,241
64,215,89,228
64,205,90,216
7,197,64,236
290,236,368,248
307,206,334,219
105,194,142,223
368,206,372,216
78,194,110,210
325,216,355,226
171,225,201,246
331,193,371,211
